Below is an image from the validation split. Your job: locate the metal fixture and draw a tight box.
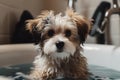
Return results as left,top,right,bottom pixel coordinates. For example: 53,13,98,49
101,0,120,44
67,0,77,9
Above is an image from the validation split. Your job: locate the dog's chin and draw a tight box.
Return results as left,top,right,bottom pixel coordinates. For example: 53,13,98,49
43,46,76,60
51,51,72,60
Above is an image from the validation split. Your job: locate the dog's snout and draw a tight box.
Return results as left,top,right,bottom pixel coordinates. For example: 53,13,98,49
56,41,64,50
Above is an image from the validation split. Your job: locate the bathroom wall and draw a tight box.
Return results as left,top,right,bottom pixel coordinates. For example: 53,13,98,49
0,0,43,44
0,0,119,45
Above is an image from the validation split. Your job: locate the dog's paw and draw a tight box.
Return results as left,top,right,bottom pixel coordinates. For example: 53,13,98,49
15,72,33,80
47,67,57,75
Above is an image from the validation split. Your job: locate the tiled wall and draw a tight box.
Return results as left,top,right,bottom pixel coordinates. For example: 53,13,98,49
0,0,119,44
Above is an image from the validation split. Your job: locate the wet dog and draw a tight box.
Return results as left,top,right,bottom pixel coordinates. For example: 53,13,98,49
26,9,90,80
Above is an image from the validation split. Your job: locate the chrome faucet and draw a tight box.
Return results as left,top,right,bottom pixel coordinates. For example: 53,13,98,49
67,0,77,9
101,0,120,44
89,0,120,44
113,0,119,8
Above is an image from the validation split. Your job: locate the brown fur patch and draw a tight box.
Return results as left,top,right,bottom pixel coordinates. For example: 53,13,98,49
26,10,54,32
66,9,91,43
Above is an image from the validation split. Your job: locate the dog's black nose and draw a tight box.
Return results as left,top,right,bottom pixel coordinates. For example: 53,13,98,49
56,41,64,51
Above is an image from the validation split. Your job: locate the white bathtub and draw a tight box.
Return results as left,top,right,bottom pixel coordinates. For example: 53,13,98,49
0,44,37,67
83,44,120,72
0,43,120,71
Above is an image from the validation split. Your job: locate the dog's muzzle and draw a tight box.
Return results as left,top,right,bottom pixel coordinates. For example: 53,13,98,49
56,41,64,52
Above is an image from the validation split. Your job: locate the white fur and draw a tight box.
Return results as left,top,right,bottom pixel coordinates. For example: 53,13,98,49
33,55,65,79
33,55,57,73
33,55,49,70
43,34,76,59
39,13,76,32
54,14,75,29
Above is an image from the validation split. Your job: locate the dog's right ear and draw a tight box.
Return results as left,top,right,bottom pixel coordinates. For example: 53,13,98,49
26,18,40,32
26,18,41,44
26,10,54,44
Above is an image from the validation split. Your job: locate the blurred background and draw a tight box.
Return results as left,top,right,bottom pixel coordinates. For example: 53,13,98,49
0,1,120,79
0,0,119,45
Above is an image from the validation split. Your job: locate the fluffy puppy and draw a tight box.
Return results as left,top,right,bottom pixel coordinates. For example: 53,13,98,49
26,9,90,80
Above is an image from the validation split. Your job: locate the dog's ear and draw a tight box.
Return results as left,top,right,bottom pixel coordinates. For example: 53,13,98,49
26,18,42,44
26,10,54,32
26,10,54,44
66,9,91,44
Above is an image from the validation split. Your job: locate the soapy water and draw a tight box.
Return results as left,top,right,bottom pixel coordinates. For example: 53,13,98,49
0,64,120,80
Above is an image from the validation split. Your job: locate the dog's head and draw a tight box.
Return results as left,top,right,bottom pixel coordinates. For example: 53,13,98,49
26,9,90,59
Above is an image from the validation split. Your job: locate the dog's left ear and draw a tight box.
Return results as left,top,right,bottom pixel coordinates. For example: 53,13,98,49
66,9,91,44
75,16,90,44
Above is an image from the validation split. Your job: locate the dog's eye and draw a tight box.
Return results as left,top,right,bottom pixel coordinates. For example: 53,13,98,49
65,29,71,37
47,29,55,37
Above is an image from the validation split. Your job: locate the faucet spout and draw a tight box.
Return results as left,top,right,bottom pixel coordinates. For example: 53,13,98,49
101,0,120,33
113,0,119,8
67,0,77,9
